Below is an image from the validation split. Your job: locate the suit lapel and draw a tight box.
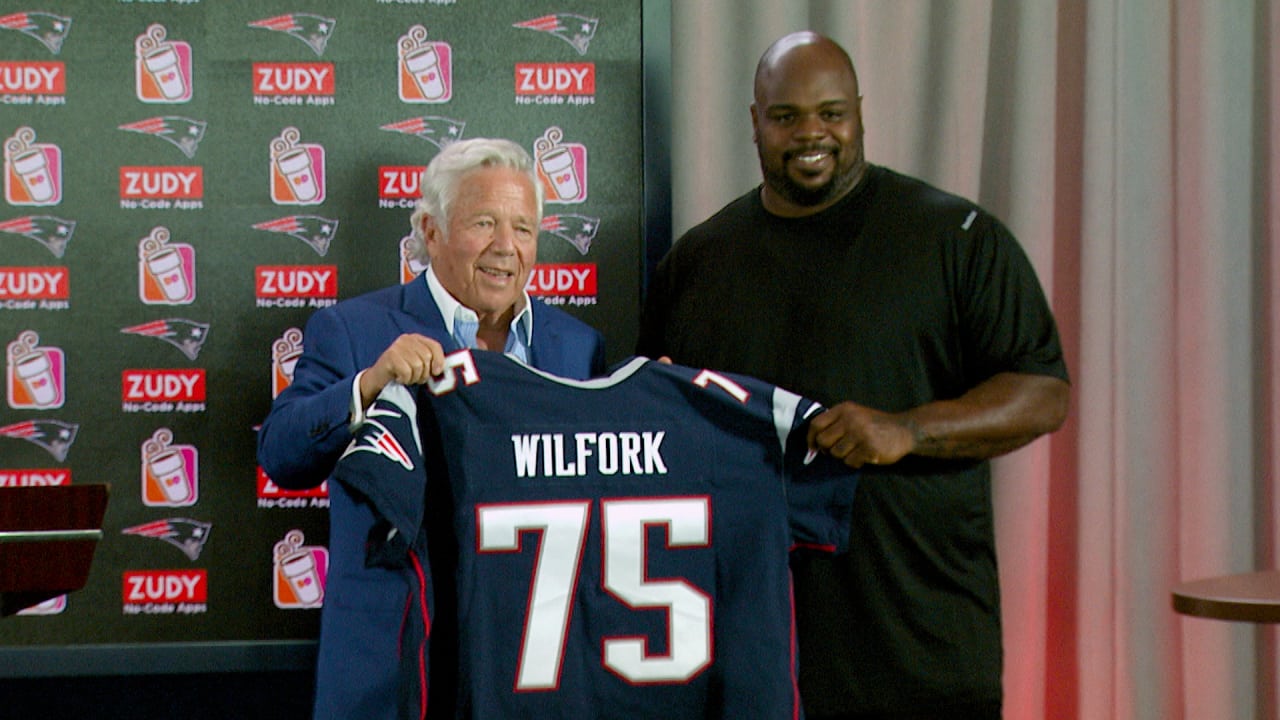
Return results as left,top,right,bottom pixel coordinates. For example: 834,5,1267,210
394,275,459,348
528,301,562,372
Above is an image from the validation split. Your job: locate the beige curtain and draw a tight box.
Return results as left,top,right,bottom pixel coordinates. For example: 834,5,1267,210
666,1,1280,718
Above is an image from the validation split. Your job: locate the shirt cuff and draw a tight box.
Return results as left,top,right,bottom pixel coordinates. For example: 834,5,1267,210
349,369,369,430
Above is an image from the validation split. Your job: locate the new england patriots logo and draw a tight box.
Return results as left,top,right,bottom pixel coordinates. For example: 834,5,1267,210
0,419,78,462
0,12,71,54
380,116,466,151
118,117,207,159
514,13,598,55
122,518,212,561
248,14,335,56
541,214,599,255
0,215,75,258
252,215,338,256
120,318,210,360
343,384,422,472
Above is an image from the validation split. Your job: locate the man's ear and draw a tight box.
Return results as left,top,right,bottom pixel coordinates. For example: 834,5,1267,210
422,214,443,249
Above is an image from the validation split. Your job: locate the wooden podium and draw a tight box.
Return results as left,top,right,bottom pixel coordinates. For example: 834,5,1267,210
0,484,109,617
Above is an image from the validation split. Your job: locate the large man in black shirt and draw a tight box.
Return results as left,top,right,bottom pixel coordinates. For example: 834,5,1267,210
638,31,1070,720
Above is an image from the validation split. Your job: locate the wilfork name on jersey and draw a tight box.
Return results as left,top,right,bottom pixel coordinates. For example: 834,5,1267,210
511,431,667,478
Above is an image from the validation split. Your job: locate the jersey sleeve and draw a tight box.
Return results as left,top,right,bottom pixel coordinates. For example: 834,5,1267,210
774,389,859,554
332,382,426,567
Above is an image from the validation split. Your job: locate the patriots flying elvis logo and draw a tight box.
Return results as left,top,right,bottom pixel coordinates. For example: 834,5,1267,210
349,419,415,471
252,216,338,256
0,418,78,462
0,12,71,54
343,385,422,471
0,215,75,258
122,518,212,561
118,117,207,159
120,318,210,361
541,214,599,255
248,14,335,56
380,117,466,150
513,13,598,55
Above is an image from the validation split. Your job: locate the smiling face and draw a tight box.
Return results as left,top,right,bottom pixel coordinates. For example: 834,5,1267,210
423,165,539,326
751,33,867,217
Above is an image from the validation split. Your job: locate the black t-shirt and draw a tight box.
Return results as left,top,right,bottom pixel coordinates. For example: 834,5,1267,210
637,165,1068,714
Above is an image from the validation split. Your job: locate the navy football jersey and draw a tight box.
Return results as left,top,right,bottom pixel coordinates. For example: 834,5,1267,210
335,351,858,719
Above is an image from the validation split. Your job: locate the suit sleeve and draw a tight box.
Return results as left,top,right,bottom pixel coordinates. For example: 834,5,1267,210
257,306,364,489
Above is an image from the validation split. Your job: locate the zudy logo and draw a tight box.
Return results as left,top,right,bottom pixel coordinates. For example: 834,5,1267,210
4,126,62,206
256,265,337,309
378,165,425,210
0,267,68,301
257,467,328,505
515,63,594,95
397,25,452,103
135,24,193,104
119,166,204,210
527,263,597,299
253,62,335,106
0,467,70,487
7,329,64,409
122,570,207,614
0,61,65,97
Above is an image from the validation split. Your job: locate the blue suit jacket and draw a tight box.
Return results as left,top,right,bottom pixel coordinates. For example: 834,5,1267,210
257,276,605,720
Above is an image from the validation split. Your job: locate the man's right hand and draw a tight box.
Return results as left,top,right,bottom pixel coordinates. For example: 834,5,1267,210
358,333,447,408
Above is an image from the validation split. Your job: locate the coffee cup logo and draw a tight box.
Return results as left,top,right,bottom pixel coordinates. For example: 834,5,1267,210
400,235,427,284
397,25,451,103
534,127,587,204
272,327,304,398
270,127,326,205
7,330,65,409
4,127,62,206
273,529,328,609
138,227,196,305
142,428,198,507
135,24,193,103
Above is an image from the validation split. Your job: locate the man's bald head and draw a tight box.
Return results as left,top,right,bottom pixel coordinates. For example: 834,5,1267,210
754,31,859,103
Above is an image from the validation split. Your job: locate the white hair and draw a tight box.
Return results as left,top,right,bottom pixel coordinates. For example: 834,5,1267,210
405,138,544,263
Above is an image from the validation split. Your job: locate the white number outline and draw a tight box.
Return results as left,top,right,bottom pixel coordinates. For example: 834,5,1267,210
476,496,712,692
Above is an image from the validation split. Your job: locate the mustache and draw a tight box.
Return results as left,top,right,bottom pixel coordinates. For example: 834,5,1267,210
783,144,839,160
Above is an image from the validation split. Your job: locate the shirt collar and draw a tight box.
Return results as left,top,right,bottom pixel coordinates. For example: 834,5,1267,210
423,265,534,349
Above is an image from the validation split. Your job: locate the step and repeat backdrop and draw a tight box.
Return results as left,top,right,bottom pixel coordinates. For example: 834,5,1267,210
0,0,643,669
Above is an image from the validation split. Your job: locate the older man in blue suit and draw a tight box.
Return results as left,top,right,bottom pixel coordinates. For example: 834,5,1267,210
257,137,605,719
